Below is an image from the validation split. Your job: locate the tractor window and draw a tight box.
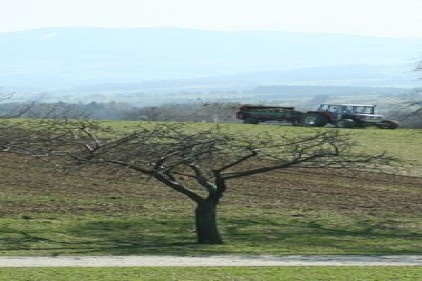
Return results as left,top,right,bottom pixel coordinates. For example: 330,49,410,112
318,104,375,114
353,106,374,114
318,104,329,111
327,105,340,113
342,106,354,113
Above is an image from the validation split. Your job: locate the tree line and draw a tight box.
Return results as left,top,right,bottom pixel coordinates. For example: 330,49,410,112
1,99,421,127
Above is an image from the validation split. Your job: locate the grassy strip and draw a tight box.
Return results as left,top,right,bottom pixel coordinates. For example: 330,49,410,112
1,267,421,281
4,119,422,174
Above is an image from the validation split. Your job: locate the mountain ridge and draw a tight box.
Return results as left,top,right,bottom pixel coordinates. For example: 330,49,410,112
1,27,420,95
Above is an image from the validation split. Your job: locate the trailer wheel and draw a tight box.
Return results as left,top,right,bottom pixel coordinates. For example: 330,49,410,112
244,118,259,124
302,113,328,127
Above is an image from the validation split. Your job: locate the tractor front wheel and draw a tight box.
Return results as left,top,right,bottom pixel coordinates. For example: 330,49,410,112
378,120,399,129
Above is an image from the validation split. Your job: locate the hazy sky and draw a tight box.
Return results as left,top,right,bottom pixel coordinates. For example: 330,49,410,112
1,0,421,37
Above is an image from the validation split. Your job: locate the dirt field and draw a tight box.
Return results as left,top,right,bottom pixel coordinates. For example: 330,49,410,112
1,153,421,216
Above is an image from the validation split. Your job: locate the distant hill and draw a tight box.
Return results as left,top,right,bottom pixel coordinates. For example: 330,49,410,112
0,27,421,100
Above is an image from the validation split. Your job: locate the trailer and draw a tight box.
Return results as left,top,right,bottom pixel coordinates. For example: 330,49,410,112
235,105,303,124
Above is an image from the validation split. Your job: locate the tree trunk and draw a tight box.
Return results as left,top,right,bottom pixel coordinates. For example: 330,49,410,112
195,199,223,244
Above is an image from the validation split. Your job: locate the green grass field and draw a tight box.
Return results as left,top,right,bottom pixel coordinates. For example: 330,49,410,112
1,267,421,281
107,121,422,175
0,122,421,256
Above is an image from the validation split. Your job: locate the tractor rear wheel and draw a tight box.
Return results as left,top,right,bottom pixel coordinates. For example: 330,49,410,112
302,113,328,127
335,119,357,128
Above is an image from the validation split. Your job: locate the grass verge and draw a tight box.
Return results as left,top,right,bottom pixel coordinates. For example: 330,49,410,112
1,267,421,281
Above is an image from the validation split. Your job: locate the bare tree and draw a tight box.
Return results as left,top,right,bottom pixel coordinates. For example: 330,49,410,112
401,61,422,126
0,90,37,118
405,60,422,116
388,60,422,127
2,120,398,244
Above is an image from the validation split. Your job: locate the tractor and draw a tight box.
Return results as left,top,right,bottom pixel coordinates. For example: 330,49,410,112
302,104,399,129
